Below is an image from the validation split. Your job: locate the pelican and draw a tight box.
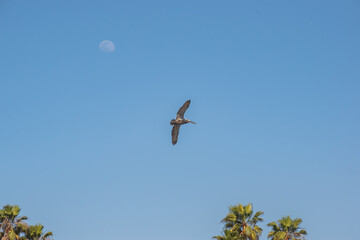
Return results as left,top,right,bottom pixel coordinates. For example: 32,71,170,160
170,100,197,145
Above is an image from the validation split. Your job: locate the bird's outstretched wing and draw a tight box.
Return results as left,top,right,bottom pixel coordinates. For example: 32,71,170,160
176,100,191,119
171,125,180,145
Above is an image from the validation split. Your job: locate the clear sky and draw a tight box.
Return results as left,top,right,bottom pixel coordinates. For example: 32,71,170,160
1,0,359,239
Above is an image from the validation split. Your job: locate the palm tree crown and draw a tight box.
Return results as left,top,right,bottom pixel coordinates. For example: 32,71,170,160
0,205,53,240
213,203,264,240
25,224,53,240
267,216,307,240
0,205,28,240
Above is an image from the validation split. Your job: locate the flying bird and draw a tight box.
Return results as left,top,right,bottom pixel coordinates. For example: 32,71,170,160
170,100,197,145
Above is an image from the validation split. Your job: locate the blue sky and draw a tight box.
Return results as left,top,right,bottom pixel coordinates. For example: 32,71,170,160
0,0,359,239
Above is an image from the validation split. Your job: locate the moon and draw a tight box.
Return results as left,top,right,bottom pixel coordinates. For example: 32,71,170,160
99,40,115,52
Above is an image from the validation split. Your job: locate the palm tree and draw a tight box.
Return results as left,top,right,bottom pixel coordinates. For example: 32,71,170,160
25,224,53,240
267,216,307,240
213,203,264,240
0,205,28,240
213,229,239,240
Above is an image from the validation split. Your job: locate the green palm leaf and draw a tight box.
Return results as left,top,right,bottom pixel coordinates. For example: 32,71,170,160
213,203,263,240
267,216,307,240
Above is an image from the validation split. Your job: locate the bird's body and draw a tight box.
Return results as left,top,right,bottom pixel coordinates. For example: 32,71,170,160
170,119,190,125
170,100,196,145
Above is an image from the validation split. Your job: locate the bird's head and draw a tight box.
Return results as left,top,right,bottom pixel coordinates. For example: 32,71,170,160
170,119,176,125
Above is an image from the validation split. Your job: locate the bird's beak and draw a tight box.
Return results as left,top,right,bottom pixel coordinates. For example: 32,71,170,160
189,121,197,124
